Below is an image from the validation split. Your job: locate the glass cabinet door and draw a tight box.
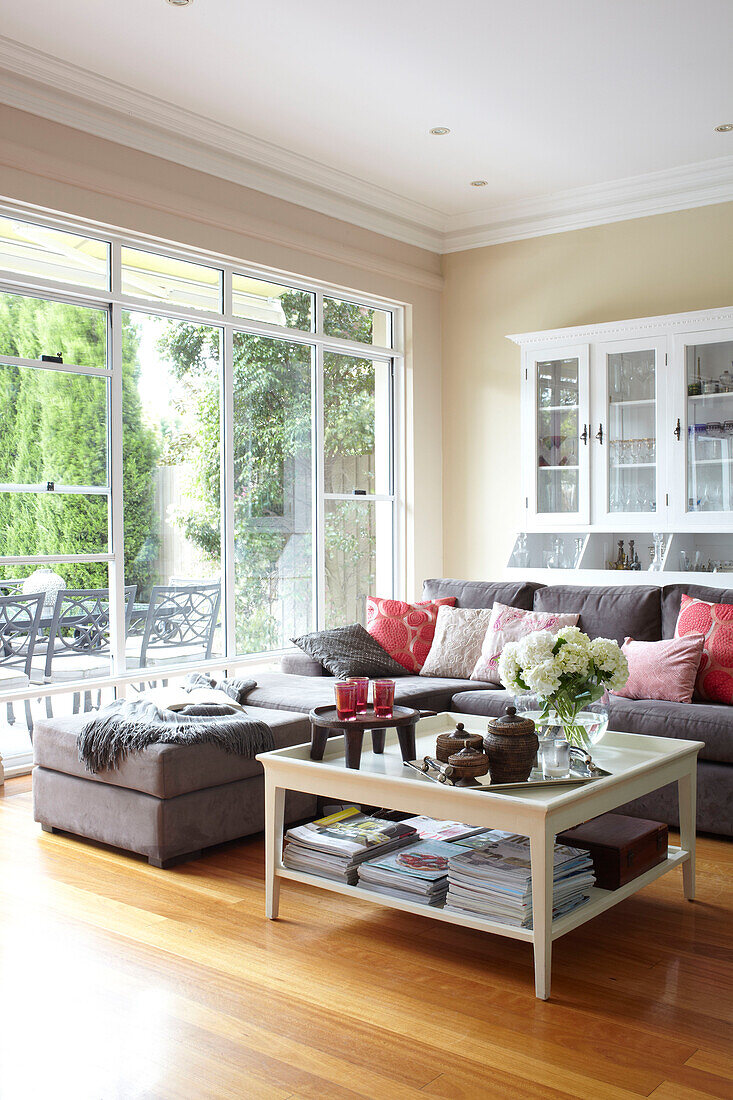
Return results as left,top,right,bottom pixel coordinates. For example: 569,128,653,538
532,348,589,523
685,338,733,515
606,349,658,514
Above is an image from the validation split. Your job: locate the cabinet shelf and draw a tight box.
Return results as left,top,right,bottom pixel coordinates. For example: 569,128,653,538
538,404,579,412
610,462,655,469
538,465,579,472
609,398,655,407
688,391,733,402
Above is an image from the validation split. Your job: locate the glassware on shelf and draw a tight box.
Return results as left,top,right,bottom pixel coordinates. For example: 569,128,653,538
679,550,702,572
574,537,584,567
648,532,665,571
546,537,567,569
512,532,530,569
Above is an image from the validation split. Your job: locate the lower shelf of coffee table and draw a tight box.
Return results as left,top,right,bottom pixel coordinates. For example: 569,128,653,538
277,846,688,943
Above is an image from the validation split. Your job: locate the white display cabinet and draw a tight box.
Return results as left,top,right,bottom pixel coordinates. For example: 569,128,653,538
506,529,733,589
508,307,733,586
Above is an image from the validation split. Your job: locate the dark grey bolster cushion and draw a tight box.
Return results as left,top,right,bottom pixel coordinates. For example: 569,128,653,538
661,583,733,638
281,651,325,677
533,584,662,644
292,622,406,679
422,578,541,610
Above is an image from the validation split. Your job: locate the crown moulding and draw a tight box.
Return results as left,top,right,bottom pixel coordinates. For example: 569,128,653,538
0,35,732,257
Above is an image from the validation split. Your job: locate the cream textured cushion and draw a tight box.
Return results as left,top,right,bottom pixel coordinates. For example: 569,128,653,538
419,606,494,680
470,602,580,684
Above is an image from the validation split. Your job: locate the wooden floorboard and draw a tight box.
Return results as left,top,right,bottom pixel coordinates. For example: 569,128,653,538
0,776,731,1100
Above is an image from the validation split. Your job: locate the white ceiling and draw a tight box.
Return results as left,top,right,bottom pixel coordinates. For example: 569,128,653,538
0,0,732,252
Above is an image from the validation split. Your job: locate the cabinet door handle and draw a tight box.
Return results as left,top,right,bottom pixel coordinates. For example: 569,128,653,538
674,417,681,440
595,423,604,444
580,424,588,445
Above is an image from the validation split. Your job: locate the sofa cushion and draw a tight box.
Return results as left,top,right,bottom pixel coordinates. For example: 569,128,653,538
450,689,733,765
614,635,705,704
420,606,493,680
471,602,580,684
366,596,456,673
32,705,311,799
674,594,733,704
422,578,540,610
245,672,495,715
533,584,662,645
292,623,405,679
662,583,733,638
281,651,325,677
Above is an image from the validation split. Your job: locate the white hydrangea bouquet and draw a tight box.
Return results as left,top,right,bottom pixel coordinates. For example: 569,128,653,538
497,626,628,749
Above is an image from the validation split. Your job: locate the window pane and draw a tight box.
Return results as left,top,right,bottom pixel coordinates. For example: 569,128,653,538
607,350,657,513
0,214,109,290
323,297,393,347
324,499,392,627
232,274,313,331
122,311,223,663
0,493,109,557
323,353,391,494
0,364,108,488
121,248,223,313
0,291,107,369
233,331,313,653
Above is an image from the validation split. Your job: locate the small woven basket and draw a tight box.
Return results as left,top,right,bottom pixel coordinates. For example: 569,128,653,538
436,721,484,763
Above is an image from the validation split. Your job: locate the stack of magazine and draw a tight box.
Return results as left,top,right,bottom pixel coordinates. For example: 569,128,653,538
357,839,457,906
444,834,595,927
283,809,418,885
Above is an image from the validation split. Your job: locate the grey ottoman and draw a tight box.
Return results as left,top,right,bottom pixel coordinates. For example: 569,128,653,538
32,707,316,867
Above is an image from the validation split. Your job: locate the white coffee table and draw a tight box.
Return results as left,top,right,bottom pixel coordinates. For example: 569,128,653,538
257,712,702,1000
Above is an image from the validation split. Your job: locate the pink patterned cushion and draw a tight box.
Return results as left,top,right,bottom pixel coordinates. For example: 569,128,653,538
366,596,456,674
613,635,705,703
470,602,580,684
675,594,733,704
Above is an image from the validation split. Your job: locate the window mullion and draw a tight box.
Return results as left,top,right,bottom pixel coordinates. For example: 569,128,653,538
314,343,326,630
108,301,127,682
222,322,236,659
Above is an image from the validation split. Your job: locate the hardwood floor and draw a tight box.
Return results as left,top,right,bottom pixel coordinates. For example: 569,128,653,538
1,776,731,1100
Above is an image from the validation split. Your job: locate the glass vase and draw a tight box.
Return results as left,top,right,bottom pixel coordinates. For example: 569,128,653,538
514,694,609,751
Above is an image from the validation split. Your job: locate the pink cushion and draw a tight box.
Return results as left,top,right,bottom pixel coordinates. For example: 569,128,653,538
675,594,733,704
613,635,705,703
366,596,456,674
470,602,579,684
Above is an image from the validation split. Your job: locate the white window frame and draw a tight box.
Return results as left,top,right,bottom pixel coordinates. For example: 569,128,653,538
0,199,405,682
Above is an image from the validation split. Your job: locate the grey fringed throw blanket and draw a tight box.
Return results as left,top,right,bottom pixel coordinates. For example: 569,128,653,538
78,673,275,773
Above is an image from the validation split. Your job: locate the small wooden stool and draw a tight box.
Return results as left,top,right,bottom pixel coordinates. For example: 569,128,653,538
308,705,420,770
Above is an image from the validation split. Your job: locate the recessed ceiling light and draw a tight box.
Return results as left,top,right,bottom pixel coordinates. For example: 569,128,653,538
470,180,488,187
429,127,450,136
166,0,193,6
714,123,733,132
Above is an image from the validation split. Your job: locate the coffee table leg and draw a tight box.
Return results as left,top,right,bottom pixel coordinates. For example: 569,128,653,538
678,765,696,901
396,721,417,762
344,729,365,769
264,776,285,920
371,728,386,754
530,824,554,1001
310,724,328,761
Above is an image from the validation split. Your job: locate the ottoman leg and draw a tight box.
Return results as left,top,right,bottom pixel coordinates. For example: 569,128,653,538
344,729,365,769
310,726,329,761
396,721,417,763
371,728,386,754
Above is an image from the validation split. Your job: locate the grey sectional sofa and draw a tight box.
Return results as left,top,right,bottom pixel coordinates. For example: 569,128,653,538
258,578,733,838
32,576,732,864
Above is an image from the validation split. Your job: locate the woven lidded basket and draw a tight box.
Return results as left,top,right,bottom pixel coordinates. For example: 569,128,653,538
484,706,538,784
436,721,483,763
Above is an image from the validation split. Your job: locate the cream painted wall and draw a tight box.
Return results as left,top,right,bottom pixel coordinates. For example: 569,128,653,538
441,201,733,580
0,105,444,599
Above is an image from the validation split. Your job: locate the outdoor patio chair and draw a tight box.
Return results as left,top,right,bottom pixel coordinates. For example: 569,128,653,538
125,583,221,672
0,592,44,735
32,587,136,714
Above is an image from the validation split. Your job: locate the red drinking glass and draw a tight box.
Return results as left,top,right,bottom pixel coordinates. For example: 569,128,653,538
373,679,395,719
334,680,357,720
348,677,369,714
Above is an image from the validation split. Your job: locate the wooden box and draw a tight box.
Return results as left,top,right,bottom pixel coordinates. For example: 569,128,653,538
557,813,668,890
